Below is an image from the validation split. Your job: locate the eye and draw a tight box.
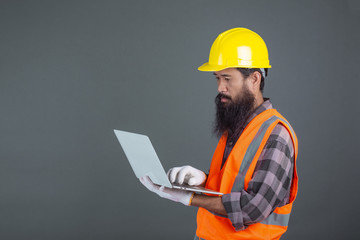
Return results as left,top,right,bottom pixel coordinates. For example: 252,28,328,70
225,78,230,81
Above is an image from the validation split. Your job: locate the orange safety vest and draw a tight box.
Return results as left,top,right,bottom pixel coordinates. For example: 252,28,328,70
195,109,298,240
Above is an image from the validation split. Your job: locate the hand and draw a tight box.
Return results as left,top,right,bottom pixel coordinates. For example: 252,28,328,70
139,176,194,206
167,165,207,186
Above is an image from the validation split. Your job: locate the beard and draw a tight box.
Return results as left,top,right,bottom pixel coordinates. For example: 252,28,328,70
213,87,256,142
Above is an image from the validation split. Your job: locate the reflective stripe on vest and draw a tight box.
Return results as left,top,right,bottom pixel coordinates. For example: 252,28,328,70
260,212,290,226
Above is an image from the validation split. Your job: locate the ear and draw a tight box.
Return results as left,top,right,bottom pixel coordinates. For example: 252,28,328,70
250,71,262,92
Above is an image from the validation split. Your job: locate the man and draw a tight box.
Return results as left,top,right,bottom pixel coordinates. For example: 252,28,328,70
140,28,298,240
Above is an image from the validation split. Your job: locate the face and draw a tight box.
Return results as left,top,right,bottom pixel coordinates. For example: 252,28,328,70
213,68,253,104
213,68,257,139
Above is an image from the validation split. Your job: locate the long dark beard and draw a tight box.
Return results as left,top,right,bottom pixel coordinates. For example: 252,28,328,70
213,88,256,142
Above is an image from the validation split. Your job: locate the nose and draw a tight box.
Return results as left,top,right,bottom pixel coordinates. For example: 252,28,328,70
217,79,228,93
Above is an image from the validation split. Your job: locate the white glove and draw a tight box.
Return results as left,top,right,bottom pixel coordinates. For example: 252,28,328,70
139,176,194,206
167,165,207,186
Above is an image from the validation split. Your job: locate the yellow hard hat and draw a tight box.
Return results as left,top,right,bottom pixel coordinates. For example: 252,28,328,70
198,28,271,71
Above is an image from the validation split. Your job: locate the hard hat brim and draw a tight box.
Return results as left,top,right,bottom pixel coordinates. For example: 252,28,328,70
198,63,228,72
198,62,271,72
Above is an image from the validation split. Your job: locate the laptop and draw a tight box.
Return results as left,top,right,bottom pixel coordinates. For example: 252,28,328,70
114,129,223,195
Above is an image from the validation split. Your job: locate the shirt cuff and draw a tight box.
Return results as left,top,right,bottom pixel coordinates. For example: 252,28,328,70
222,192,246,231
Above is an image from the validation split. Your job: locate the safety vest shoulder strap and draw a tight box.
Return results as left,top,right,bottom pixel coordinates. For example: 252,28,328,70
231,114,283,192
243,114,298,192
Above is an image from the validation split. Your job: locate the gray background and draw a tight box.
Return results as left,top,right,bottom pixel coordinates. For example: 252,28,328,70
1,0,359,239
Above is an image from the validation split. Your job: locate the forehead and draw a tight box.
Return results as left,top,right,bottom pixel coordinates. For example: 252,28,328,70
213,68,240,77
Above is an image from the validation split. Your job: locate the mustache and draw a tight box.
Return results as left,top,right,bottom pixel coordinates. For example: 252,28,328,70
215,93,232,102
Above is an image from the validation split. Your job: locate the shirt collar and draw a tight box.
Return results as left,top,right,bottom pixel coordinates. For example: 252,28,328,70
244,98,273,126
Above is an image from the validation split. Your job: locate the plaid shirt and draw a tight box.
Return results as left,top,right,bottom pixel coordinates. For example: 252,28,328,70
220,99,295,231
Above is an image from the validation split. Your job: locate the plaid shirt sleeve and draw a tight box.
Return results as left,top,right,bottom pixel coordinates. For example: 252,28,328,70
221,123,295,231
